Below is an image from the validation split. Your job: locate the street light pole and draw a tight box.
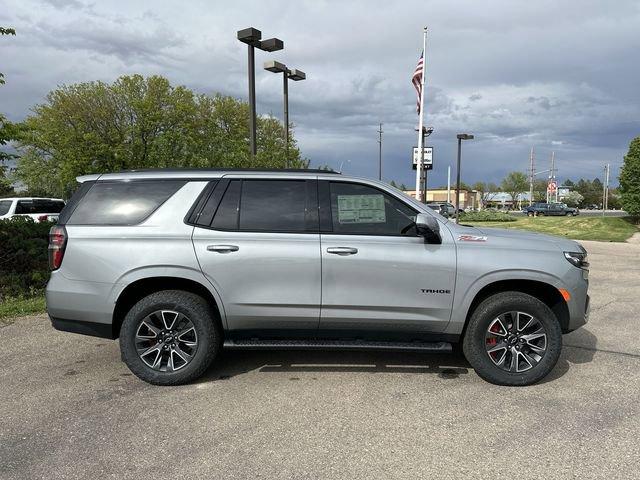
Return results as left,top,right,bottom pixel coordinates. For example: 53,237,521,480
455,133,474,224
237,27,283,161
264,61,305,168
247,45,257,157
283,71,289,165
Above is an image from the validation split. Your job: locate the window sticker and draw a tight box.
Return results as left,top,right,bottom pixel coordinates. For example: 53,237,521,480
337,194,386,224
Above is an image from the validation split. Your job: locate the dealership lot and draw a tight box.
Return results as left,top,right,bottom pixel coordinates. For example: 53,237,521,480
1,238,639,480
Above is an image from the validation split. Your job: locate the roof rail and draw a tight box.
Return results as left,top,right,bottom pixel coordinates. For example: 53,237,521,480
116,168,340,174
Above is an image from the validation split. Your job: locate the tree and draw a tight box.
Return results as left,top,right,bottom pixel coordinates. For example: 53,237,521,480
563,191,584,207
501,171,528,209
472,181,500,208
1,27,17,194
532,179,548,202
0,27,16,85
15,75,305,197
619,136,640,215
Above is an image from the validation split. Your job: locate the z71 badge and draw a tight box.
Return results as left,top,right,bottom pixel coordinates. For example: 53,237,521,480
458,234,488,242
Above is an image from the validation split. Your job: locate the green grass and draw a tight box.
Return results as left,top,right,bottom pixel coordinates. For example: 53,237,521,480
466,216,639,242
0,295,46,325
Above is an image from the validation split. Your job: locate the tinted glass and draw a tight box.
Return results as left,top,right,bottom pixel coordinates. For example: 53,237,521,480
15,199,65,214
211,180,240,230
239,180,308,232
0,200,12,216
68,180,185,225
329,182,417,235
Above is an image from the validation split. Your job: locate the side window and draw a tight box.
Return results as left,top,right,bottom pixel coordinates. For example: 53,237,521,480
211,180,241,230
239,180,308,232
0,200,12,216
67,180,186,225
328,182,417,236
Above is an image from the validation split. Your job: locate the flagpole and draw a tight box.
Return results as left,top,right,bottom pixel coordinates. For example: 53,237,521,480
415,27,427,201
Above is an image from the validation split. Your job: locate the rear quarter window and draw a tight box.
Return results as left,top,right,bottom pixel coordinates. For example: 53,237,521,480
67,180,186,225
0,200,12,216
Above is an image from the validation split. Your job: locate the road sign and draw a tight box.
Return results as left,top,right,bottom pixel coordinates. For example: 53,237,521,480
547,180,557,193
412,146,433,170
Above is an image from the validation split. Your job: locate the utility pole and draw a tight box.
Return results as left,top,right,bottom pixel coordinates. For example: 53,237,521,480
377,123,383,180
603,163,610,215
547,151,556,203
528,147,535,206
447,166,451,203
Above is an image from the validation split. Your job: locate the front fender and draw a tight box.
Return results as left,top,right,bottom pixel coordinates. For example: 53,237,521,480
444,268,567,335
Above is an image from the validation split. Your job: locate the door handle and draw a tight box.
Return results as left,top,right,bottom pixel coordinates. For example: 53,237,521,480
207,244,239,253
326,247,358,255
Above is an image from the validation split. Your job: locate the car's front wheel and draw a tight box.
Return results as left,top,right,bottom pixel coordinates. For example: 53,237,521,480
120,290,222,385
462,292,562,386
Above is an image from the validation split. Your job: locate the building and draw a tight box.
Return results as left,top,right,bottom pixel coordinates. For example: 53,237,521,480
402,189,481,210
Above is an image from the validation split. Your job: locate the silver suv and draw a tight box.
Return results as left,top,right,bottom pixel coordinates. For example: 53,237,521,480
46,169,590,386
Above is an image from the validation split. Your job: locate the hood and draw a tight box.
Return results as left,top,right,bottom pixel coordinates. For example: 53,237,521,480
450,223,583,253
472,225,583,252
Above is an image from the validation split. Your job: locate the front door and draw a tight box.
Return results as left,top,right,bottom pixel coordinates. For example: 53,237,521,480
318,180,456,340
192,177,321,338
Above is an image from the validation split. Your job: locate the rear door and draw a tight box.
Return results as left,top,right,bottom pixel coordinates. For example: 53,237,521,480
192,177,321,338
317,180,456,339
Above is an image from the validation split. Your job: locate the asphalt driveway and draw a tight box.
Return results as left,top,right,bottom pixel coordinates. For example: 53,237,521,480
1,238,639,479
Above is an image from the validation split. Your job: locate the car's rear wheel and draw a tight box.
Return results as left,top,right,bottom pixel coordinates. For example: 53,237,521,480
462,292,562,386
120,290,221,385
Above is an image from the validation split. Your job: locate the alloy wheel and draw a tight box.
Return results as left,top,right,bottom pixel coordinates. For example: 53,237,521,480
485,311,547,373
135,310,198,372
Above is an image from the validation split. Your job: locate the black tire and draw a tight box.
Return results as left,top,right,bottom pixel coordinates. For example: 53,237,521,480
527,212,534,217
462,292,562,386
120,290,222,385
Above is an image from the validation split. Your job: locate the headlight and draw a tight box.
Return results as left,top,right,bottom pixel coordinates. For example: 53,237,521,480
564,251,589,270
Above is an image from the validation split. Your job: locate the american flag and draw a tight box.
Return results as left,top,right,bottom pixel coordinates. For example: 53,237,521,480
411,52,424,114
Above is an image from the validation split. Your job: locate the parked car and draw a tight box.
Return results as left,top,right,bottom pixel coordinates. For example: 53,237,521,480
523,202,579,216
585,204,600,210
427,202,456,217
47,169,590,387
0,197,65,222
560,203,580,216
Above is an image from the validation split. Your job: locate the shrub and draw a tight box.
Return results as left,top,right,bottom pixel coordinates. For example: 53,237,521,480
459,210,517,222
0,216,52,300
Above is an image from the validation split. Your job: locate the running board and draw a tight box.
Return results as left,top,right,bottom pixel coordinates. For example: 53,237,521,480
224,339,452,353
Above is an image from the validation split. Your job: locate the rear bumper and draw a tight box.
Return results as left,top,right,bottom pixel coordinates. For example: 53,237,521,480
49,315,115,339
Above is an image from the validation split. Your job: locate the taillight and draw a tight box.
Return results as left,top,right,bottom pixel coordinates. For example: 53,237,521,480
48,225,67,270
38,215,48,222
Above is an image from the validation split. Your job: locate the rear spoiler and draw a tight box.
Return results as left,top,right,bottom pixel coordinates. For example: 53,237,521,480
76,174,102,183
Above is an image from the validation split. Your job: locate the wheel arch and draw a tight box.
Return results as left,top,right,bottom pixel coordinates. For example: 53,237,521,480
459,279,570,339
112,276,224,339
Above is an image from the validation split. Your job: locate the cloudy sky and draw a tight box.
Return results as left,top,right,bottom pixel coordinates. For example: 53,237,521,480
1,0,639,187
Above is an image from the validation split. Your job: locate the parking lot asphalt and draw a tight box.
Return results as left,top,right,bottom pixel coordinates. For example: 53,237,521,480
1,239,640,480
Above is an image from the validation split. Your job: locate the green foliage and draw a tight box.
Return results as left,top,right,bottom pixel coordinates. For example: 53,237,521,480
14,75,304,197
0,27,16,86
0,217,52,300
501,171,528,206
563,190,584,207
619,136,640,216
459,210,517,222
0,115,17,195
571,178,604,207
0,295,46,323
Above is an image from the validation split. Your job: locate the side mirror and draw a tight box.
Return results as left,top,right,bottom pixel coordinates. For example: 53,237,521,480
415,213,442,244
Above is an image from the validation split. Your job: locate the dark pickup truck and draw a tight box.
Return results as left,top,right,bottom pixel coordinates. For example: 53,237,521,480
523,203,579,216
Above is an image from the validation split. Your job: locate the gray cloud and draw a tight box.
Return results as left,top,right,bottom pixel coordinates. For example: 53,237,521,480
1,0,639,186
